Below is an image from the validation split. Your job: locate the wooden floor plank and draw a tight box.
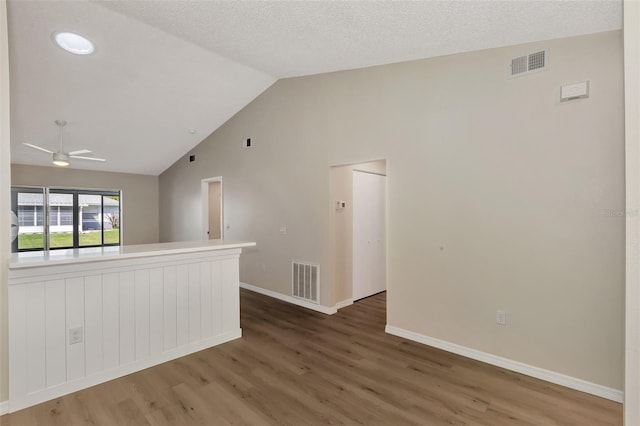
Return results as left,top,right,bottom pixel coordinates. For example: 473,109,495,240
0,289,622,425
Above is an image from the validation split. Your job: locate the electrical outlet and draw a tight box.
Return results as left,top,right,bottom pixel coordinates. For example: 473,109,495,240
496,310,506,325
69,326,83,345
279,226,287,235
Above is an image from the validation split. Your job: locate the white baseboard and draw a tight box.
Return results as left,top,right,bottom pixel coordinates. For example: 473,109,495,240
335,298,354,310
385,325,623,403
240,282,350,315
8,330,241,413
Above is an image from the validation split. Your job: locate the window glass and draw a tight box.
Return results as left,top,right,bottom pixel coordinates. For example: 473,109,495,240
16,191,45,250
104,195,120,245
48,193,74,249
60,206,73,225
79,194,103,247
49,206,58,226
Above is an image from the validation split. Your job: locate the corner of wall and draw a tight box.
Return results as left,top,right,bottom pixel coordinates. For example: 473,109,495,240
624,0,640,423
0,0,11,404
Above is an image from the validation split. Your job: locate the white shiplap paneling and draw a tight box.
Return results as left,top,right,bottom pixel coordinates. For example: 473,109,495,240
8,248,243,412
85,275,103,376
66,277,85,382
134,269,151,360
45,280,66,387
102,273,120,370
9,284,27,400
149,268,164,355
188,263,201,342
222,259,240,332
211,261,223,336
163,265,177,351
200,262,212,338
25,282,45,393
176,264,189,347
119,271,136,365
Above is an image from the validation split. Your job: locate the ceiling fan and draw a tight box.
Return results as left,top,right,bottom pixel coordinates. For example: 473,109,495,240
23,119,106,167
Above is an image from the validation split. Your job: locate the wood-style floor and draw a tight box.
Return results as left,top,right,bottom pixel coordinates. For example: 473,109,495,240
2,289,622,425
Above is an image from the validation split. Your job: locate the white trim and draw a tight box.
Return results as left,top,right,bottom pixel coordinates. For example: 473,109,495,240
624,1,640,423
385,325,623,403
8,330,241,413
335,298,353,310
240,282,338,315
201,176,224,240
240,283,354,313
0,401,8,416
352,169,386,177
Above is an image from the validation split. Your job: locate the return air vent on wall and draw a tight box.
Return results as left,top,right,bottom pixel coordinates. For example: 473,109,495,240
509,49,548,78
292,261,319,304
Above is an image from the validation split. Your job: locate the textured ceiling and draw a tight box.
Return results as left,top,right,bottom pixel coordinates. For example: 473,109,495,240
8,0,622,175
99,0,623,78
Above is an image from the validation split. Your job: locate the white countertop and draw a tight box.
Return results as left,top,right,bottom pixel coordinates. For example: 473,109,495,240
10,239,256,269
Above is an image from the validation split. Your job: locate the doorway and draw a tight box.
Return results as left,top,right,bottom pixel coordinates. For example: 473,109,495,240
352,170,386,300
201,177,223,240
329,159,387,307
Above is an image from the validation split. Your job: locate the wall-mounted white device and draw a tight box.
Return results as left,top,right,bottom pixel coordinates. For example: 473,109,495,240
560,81,589,102
336,201,346,210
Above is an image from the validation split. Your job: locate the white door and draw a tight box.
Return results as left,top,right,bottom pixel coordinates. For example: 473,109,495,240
352,170,386,301
208,181,222,239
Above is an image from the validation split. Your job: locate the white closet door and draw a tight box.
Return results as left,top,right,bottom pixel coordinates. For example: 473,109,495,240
352,170,386,301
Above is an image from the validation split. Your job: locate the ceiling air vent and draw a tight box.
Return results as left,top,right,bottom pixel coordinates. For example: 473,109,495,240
509,50,548,78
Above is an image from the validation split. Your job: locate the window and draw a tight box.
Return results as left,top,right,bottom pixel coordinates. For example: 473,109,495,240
14,189,45,250
11,186,122,252
48,192,74,249
77,193,120,247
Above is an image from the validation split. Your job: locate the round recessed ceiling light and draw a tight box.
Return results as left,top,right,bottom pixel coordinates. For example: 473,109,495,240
52,32,95,55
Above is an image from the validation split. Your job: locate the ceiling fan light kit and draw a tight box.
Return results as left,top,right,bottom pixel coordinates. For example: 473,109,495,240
23,119,106,167
52,152,69,167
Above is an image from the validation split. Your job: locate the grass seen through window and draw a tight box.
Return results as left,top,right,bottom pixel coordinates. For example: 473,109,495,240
18,230,120,249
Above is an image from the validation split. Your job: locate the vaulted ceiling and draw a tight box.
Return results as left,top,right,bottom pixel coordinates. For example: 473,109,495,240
7,0,622,176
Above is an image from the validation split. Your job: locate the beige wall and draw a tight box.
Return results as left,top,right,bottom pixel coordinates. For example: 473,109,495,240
624,0,640,422
11,164,160,245
160,31,624,390
159,75,335,304
330,160,386,303
0,0,10,404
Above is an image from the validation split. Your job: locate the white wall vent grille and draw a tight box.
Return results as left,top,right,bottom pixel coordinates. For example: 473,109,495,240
292,261,319,304
510,50,548,78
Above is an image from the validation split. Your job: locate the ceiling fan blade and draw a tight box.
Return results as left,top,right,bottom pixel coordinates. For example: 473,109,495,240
70,155,106,162
23,143,54,154
68,149,92,156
